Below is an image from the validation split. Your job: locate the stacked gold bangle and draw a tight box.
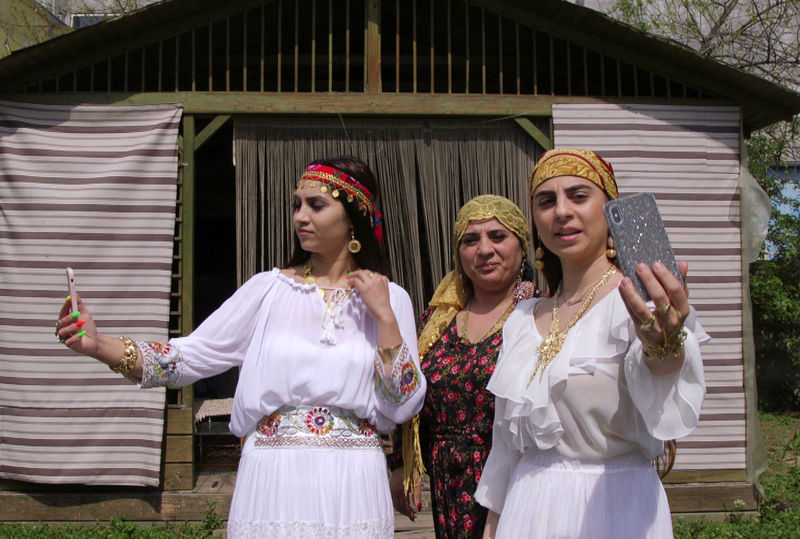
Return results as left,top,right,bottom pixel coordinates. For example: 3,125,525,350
377,344,403,365
643,327,687,363
112,336,138,375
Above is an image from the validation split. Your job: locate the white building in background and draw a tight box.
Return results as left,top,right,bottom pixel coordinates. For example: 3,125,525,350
37,0,158,29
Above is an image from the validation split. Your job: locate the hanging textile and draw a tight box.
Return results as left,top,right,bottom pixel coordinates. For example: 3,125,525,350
233,117,542,312
552,103,756,476
0,100,183,486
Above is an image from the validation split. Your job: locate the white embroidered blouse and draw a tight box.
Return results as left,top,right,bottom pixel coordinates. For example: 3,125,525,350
137,268,425,437
475,290,709,512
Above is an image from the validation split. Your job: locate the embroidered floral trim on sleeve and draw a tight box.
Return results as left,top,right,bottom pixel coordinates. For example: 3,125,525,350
374,343,421,405
137,340,182,388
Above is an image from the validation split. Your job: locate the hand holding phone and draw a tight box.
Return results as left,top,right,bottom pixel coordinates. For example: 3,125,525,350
66,267,79,314
604,193,682,301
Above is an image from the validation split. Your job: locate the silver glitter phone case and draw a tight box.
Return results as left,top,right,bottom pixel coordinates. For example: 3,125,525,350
604,192,682,301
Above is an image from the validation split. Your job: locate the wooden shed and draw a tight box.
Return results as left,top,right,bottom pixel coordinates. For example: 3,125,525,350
1,0,799,525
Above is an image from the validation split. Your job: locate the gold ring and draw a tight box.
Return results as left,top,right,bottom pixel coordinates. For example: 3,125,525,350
659,303,672,316
639,314,656,332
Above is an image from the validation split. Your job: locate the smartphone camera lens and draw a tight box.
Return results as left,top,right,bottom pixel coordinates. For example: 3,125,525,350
611,207,622,224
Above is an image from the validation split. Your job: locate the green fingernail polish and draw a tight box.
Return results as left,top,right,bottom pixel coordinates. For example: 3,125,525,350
76,330,86,339
71,311,81,319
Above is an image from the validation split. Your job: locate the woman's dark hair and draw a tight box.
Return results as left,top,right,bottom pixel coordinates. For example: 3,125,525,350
653,439,676,479
285,156,388,275
532,230,563,294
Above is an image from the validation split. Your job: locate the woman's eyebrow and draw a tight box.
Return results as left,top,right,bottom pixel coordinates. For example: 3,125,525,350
564,184,592,194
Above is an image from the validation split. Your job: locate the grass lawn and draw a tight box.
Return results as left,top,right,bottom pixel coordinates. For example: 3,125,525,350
2,412,799,537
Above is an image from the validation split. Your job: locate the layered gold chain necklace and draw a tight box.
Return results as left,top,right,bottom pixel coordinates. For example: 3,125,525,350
528,265,617,384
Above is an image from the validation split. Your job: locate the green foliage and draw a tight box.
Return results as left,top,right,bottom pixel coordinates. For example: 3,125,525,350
674,412,800,538
748,120,800,411
0,502,224,538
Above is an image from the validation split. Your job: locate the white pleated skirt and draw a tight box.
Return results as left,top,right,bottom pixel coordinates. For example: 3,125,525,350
226,430,394,538
496,449,673,539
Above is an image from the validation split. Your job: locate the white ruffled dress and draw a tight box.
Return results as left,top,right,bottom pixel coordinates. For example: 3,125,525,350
138,269,426,538
474,291,709,539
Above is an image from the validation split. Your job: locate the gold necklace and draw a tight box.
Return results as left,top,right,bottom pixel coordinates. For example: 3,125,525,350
528,265,617,384
303,260,352,311
461,299,516,345
303,260,317,285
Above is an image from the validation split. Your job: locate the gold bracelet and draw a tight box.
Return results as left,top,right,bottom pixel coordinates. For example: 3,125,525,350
377,344,403,365
112,336,138,375
643,327,687,363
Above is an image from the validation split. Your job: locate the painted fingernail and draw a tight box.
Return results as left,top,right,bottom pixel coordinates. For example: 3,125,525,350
76,330,86,339
76,320,86,328
417,502,422,511
71,311,81,319
619,278,630,289
66,295,71,302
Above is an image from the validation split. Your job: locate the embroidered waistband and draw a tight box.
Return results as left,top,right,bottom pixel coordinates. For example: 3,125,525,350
252,405,381,449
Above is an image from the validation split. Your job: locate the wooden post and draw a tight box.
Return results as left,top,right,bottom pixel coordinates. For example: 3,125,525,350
162,114,197,491
366,0,381,93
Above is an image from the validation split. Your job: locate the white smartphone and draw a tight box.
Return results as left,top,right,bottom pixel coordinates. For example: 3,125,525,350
604,192,683,301
65,267,78,314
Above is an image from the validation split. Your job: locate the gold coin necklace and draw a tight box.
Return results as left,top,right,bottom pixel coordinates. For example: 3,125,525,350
528,265,617,384
461,299,516,345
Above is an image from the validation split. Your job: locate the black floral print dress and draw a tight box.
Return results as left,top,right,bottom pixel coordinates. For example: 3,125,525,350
391,306,502,538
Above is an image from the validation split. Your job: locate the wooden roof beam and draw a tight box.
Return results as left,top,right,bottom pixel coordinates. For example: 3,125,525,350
2,92,739,116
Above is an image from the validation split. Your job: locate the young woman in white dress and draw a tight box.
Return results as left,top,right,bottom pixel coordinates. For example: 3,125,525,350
475,148,709,538
56,156,426,538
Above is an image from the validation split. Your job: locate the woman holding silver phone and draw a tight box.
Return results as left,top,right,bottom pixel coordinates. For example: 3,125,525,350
55,156,426,538
475,148,709,538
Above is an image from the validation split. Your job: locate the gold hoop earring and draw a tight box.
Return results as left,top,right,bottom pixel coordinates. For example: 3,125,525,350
348,230,362,254
606,236,616,260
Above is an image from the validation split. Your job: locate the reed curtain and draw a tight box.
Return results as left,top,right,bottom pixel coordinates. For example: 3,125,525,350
233,118,542,312
0,100,182,486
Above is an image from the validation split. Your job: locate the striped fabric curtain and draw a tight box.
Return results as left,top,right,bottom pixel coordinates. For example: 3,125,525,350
233,117,542,313
552,103,757,476
0,100,183,486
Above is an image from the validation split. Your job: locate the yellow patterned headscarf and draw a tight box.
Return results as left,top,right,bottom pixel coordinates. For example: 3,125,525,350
529,148,618,200
451,194,530,269
402,195,529,495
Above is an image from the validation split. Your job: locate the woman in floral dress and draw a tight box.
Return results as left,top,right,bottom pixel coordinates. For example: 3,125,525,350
389,195,537,538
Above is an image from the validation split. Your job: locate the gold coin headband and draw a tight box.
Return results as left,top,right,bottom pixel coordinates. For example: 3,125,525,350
296,164,383,243
529,148,618,200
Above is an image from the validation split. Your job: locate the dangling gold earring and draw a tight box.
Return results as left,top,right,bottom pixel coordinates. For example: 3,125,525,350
513,258,537,303
348,230,362,254
534,237,545,270
606,236,616,260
